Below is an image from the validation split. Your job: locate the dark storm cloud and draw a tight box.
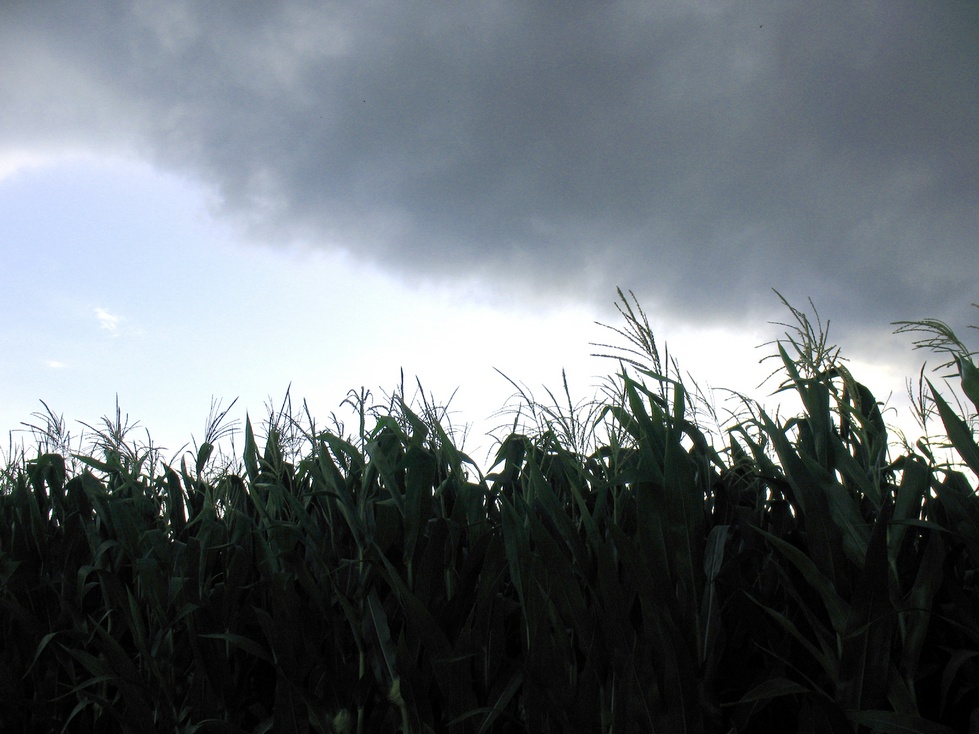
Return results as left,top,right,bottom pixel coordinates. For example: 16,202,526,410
2,0,977,334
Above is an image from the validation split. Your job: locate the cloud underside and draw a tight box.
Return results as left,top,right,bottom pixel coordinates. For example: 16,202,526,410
2,1,977,328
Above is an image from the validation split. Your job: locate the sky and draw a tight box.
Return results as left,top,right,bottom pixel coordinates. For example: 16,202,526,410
2,1,977,470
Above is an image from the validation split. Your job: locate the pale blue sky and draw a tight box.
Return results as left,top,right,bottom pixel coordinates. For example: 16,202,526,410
1,156,658,464
0,153,921,468
0,154,944,469
0,157,594,460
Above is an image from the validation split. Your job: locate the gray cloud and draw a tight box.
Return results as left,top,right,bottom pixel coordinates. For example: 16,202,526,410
3,0,977,341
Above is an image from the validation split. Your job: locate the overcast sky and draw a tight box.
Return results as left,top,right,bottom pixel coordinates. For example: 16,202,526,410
2,1,977,466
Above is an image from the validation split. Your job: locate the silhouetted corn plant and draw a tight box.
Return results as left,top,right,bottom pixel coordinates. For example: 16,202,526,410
1,292,976,732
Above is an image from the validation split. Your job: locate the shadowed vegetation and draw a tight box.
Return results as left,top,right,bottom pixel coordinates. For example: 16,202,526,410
2,292,978,733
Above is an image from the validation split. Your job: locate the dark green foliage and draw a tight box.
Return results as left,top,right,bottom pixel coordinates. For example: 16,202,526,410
2,296,978,732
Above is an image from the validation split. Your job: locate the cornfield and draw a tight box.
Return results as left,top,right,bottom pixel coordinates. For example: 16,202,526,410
2,292,977,733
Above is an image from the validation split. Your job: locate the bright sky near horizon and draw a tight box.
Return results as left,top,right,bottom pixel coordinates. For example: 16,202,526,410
0,153,780,467
2,2,977,470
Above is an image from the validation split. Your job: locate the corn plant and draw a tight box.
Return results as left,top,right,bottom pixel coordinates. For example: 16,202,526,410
1,292,976,732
